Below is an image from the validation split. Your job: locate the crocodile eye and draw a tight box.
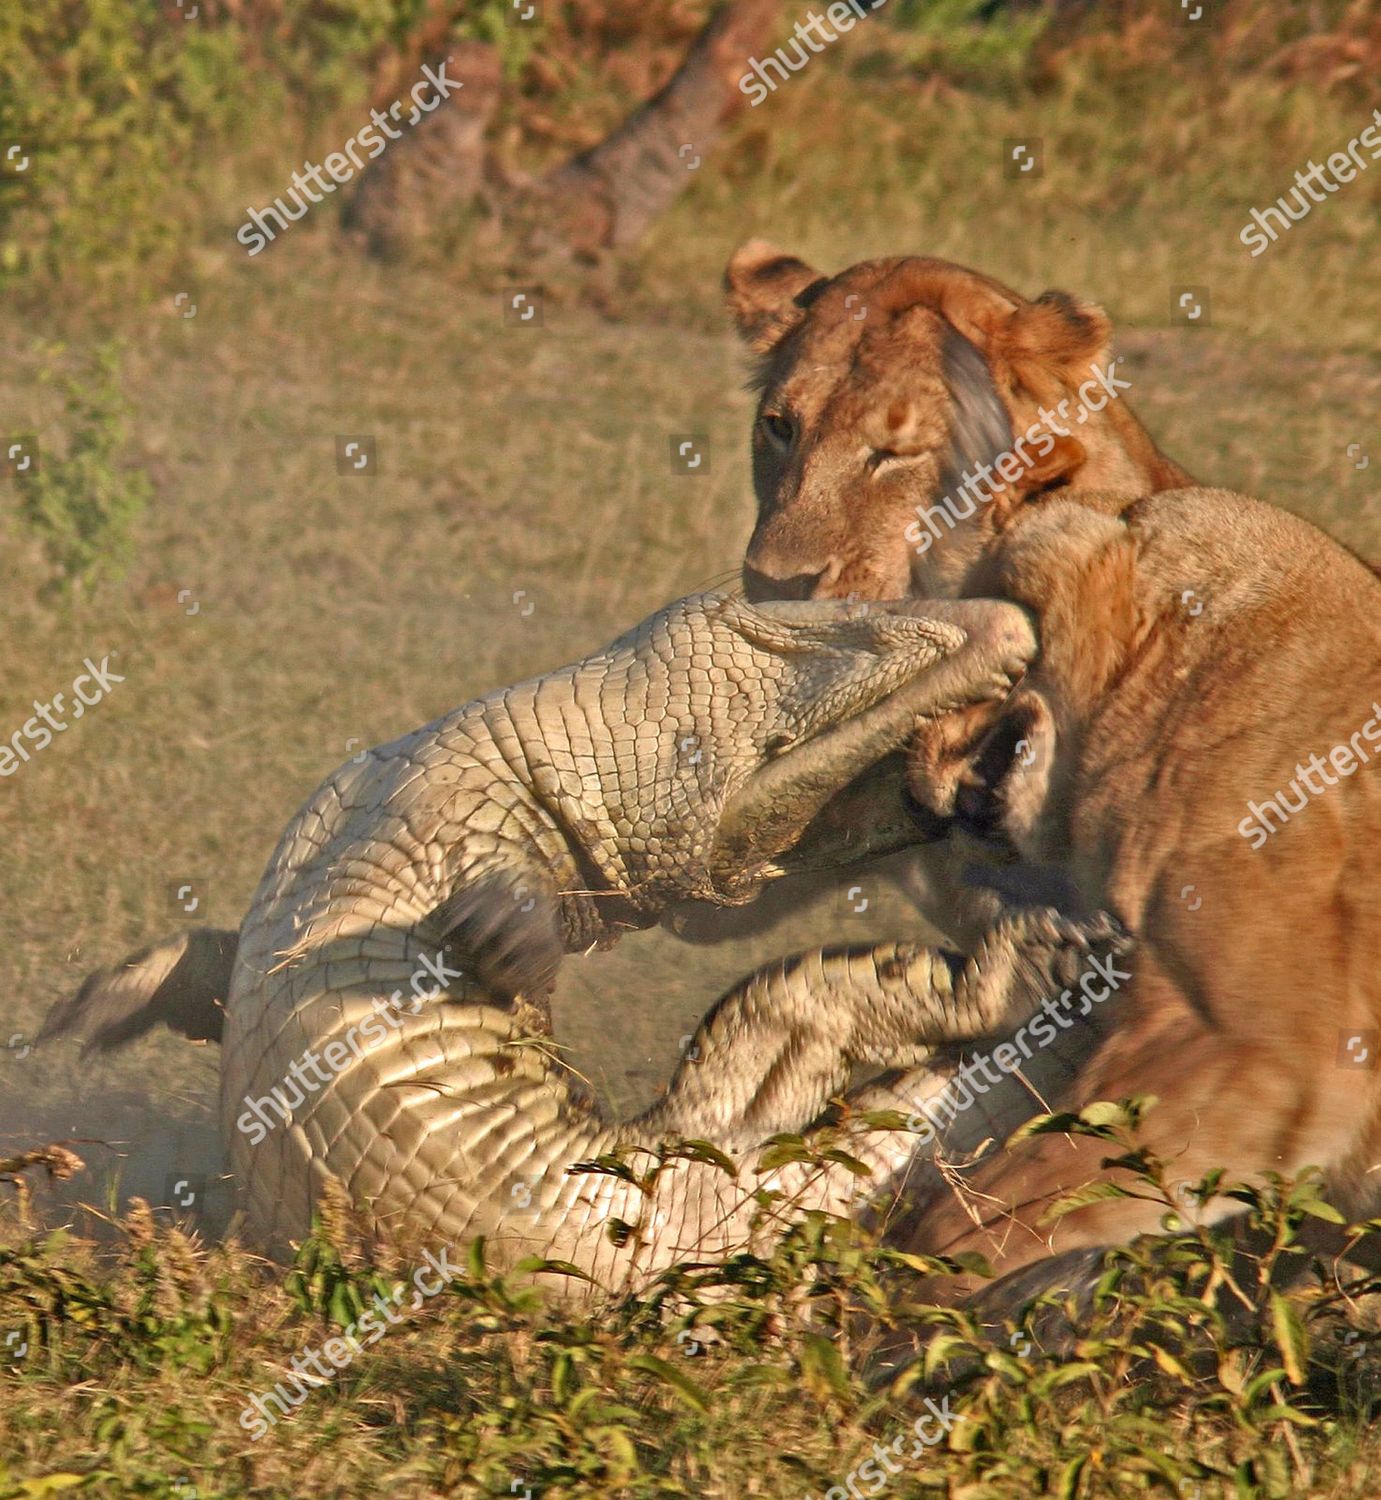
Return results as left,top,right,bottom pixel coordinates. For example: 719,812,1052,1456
764,731,796,758
759,411,797,453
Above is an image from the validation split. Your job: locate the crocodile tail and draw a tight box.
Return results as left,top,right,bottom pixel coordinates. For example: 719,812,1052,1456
38,928,237,1051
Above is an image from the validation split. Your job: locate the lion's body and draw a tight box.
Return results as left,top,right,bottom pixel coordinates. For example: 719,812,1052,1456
722,241,1381,1289
900,487,1381,1279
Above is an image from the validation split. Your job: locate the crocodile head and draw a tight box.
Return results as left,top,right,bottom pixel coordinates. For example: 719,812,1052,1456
544,591,1037,917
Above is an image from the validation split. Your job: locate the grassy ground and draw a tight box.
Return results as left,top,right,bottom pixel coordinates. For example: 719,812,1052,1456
4,1138,1381,1498
2,12,1380,1496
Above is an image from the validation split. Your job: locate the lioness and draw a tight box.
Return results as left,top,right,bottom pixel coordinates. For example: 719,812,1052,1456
724,241,1194,942
888,487,1381,1292
724,241,1193,603
722,244,1381,1295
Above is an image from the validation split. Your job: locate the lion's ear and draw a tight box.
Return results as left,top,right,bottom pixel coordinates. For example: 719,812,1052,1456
724,240,828,354
926,275,1023,351
1002,289,1112,393
932,280,1112,397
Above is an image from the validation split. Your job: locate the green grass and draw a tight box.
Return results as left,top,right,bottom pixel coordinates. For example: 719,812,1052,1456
2,8,1379,1496
5,1121,1381,1498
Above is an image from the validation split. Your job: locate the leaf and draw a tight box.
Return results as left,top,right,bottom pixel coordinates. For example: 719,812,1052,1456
1032,1361,1105,1396
1295,1196,1346,1224
852,1108,915,1132
663,1139,739,1179
1007,1110,1079,1145
567,1386,606,1422
983,1349,1027,1380
1100,1150,1158,1177
799,1332,850,1403
1042,1180,1133,1223
729,1363,794,1390
627,1353,710,1414
16,1477,90,1497
551,1348,575,1404
328,1279,361,1330
1055,1453,1088,1500
880,1250,964,1278
1150,1344,1196,1384
1079,1100,1140,1129
568,1154,647,1190
1253,1404,1320,1428
1216,1350,1251,1396
1269,1291,1309,1385
1014,1099,1158,1145
754,1140,815,1173
819,1149,872,1178
466,1236,488,1279
1242,1367,1290,1406
597,1424,640,1476
512,1256,598,1284
606,1218,637,1247
915,1330,973,1380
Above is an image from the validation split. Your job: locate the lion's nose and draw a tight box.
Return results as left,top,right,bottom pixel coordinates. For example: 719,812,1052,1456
741,555,843,602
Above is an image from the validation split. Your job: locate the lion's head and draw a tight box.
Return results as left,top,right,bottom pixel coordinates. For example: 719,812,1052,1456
724,242,1192,602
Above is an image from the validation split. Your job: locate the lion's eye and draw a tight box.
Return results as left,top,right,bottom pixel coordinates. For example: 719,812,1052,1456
867,448,904,473
760,411,797,452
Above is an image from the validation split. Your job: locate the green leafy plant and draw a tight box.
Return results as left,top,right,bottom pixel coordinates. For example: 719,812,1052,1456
875,0,1050,88
4,1110,1381,1496
0,0,254,289
16,343,151,594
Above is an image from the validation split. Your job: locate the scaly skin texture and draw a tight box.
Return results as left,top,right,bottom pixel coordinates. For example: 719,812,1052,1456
221,591,1043,1278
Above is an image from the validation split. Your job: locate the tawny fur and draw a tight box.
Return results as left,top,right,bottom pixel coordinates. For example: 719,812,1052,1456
898,487,1381,1288
724,241,1192,604
721,245,1381,1291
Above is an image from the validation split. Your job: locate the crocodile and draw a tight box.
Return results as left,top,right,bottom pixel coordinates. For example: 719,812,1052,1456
42,590,1131,1292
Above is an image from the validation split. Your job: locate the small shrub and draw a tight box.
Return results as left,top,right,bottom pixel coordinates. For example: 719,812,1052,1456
17,342,152,594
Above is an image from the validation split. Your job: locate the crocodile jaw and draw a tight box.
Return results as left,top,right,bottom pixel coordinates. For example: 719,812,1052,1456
708,598,1036,898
